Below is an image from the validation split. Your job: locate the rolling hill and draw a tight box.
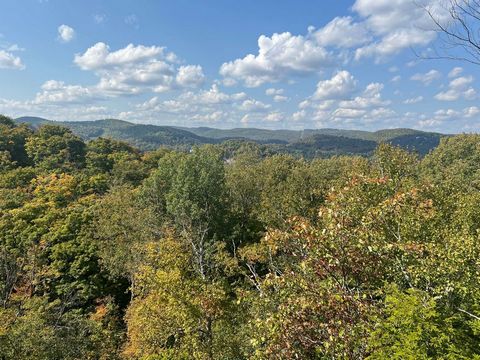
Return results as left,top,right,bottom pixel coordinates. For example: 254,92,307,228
15,117,445,156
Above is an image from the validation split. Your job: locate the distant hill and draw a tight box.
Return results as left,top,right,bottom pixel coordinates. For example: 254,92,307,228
16,117,213,150
286,134,378,157
15,117,445,156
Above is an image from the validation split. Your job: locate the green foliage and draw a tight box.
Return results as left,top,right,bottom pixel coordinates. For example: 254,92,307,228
25,125,86,171
0,115,33,166
16,116,443,156
1,114,480,359
366,286,458,360
124,236,243,359
421,134,480,191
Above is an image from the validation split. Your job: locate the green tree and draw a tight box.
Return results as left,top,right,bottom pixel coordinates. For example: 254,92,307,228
25,125,86,171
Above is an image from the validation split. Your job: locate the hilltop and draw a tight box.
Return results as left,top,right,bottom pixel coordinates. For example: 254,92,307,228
15,116,445,156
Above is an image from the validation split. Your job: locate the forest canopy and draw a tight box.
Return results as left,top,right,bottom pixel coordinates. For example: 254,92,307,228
1,114,480,359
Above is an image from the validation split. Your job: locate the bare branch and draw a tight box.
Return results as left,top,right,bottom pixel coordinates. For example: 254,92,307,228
418,0,480,64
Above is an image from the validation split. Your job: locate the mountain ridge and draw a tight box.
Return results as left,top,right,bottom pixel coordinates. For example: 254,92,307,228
15,116,445,156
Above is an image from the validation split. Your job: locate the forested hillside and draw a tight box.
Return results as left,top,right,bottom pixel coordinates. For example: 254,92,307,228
16,116,444,156
1,113,480,359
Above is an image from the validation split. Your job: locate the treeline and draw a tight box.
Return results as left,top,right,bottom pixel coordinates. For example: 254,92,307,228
1,114,480,359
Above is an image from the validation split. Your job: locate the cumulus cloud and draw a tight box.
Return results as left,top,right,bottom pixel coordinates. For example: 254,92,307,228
464,106,480,118
219,32,334,87
239,99,271,112
240,111,286,126
0,50,25,69
219,0,449,87
313,70,357,100
57,24,75,43
115,83,288,127
337,82,390,109
435,75,477,101
448,67,463,78
74,42,167,70
294,71,393,128
265,88,284,96
176,65,206,88
411,70,441,85
352,0,447,61
72,42,204,96
153,88,245,117
313,16,371,48
418,106,480,129
265,88,288,102
265,111,285,122
403,96,424,104
391,75,401,82
273,95,288,102
1,42,207,114
0,94,113,121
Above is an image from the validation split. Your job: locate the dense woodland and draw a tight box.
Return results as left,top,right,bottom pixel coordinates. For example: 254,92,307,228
2,113,480,359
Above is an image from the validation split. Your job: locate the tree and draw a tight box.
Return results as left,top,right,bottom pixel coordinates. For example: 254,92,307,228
124,234,243,360
94,185,160,292
25,125,86,171
420,134,480,193
367,286,448,360
0,115,33,167
423,0,480,65
142,145,228,279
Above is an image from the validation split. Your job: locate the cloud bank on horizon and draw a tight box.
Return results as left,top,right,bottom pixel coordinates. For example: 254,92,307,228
0,0,479,133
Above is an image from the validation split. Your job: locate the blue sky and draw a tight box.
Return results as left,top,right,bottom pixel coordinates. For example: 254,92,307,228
0,0,479,132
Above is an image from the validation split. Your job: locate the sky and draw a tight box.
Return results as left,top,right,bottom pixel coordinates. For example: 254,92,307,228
0,0,479,132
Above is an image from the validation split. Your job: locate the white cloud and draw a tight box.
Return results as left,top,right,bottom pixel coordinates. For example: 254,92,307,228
352,0,447,61
178,84,246,106
332,108,366,118
0,50,25,70
74,42,166,70
313,70,357,100
435,76,477,101
418,106,478,128
33,80,97,105
239,99,271,112
464,106,480,118
403,96,423,104
116,84,288,127
57,24,75,43
93,14,106,24
292,110,307,122
240,111,285,125
265,88,288,102
0,95,113,121
338,82,390,109
131,85,246,118
295,72,393,128
176,65,205,88
265,111,285,122
391,75,401,82
218,0,449,87
313,16,371,48
355,28,435,61
265,88,284,96
273,95,288,102
219,31,334,87
448,67,463,78
6,44,24,52
411,70,441,85
73,42,204,96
